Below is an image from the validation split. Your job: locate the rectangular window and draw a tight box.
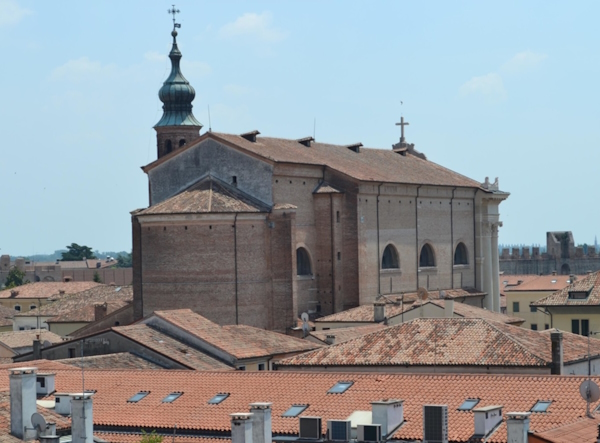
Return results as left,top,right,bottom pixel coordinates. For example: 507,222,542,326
582,319,590,337
36,377,45,388
530,306,537,313
336,211,340,223
258,363,265,371
512,302,520,313
238,366,246,371
68,348,76,358
545,324,550,330
128,391,150,403
572,319,580,335
208,393,229,404
162,392,182,403
328,381,353,394
283,404,308,417
337,252,341,261
531,324,538,331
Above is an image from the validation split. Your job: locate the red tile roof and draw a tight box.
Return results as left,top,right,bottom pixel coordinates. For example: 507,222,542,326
143,132,485,189
0,282,101,299
57,352,163,370
14,368,600,443
533,416,600,443
94,433,227,443
533,271,600,306
277,318,600,369
0,330,63,349
309,324,387,344
504,275,584,292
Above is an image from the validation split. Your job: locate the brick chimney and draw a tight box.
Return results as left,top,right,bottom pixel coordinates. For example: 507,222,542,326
32,340,41,360
70,393,93,443
374,302,385,323
9,367,38,440
249,403,272,443
551,331,563,375
94,303,108,321
231,413,253,443
506,412,530,443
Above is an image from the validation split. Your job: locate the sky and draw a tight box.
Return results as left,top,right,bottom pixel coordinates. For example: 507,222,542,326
1,0,599,256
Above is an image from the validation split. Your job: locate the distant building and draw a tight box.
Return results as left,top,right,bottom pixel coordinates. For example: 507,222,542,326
500,231,600,275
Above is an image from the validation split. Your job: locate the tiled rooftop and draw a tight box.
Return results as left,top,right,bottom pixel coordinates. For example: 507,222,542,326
504,274,584,292
0,330,63,349
152,310,322,359
17,368,600,443
533,271,600,306
533,416,600,443
57,352,163,370
277,318,600,369
0,282,100,299
309,324,387,344
144,132,485,188
0,305,16,328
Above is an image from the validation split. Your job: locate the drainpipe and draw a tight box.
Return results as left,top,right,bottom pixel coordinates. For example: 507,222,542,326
234,213,239,325
450,187,456,288
376,183,383,297
415,185,422,291
330,194,336,313
473,189,479,290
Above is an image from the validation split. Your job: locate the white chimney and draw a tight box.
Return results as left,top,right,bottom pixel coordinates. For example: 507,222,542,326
506,412,530,443
444,297,454,318
325,335,336,345
374,302,385,323
70,393,93,443
473,405,502,438
10,367,38,440
249,403,272,443
231,413,254,443
371,399,404,438
54,393,72,416
36,373,56,396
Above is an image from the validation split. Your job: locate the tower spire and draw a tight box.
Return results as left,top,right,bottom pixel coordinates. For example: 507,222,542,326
154,6,203,159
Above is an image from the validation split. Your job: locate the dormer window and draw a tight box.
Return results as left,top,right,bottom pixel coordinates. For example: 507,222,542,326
568,290,590,300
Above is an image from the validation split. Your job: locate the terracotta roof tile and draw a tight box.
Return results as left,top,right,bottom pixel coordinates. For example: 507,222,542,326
533,416,600,443
533,271,600,306
57,352,163,370
0,359,74,372
0,282,101,299
0,330,63,349
152,310,322,359
504,275,585,292
278,318,600,369
0,306,16,328
17,369,600,443
309,324,387,344
94,433,227,443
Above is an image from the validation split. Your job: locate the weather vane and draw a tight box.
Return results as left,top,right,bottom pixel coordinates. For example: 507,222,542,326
168,5,181,29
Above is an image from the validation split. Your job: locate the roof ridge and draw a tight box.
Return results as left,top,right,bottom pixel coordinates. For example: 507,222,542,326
483,319,550,364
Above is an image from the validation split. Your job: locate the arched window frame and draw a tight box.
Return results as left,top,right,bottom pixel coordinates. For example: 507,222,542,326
381,244,400,270
453,242,469,266
419,243,436,268
296,247,313,277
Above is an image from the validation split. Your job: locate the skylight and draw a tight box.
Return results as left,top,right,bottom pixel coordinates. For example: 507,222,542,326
128,391,150,403
531,401,552,413
282,404,308,417
162,392,182,403
458,399,480,411
208,393,229,404
328,381,353,394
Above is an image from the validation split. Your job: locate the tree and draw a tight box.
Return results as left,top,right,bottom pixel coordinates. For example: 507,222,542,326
60,243,97,261
4,268,28,289
116,252,132,268
140,430,163,443
93,271,102,283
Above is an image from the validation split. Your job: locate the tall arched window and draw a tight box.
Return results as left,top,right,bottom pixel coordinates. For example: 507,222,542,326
381,244,399,269
419,244,436,267
454,242,468,265
296,248,312,276
179,138,186,147
165,139,173,154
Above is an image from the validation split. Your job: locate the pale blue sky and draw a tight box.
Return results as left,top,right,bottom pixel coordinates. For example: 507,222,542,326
1,0,599,255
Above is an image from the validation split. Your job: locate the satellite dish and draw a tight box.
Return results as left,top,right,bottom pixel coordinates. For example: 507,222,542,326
301,313,309,338
42,340,52,348
301,312,309,322
31,412,47,436
580,380,600,403
417,287,429,301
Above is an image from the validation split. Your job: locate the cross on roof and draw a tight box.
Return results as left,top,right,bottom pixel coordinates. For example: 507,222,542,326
395,116,409,142
168,5,180,28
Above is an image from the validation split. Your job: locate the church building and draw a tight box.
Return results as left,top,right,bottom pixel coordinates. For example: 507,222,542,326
131,23,509,332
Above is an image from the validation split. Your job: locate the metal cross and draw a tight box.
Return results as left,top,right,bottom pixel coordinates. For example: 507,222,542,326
395,116,409,142
168,5,180,26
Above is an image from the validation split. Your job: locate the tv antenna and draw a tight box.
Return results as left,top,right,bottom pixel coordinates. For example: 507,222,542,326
301,312,309,338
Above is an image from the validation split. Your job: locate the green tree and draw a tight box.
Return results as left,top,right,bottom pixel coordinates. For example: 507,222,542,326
140,430,163,443
93,271,102,283
116,252,132,268
60,243,97,261
4,268,29,289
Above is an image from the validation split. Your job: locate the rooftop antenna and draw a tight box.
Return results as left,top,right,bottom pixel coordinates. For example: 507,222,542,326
168,5,181,30
208,105,212,132
313,118,316,141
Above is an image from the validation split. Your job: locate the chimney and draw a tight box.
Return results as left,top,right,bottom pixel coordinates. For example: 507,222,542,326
70,393,93,443
32,340,41,360
506,412,530,443
325,335,336,345
551,271,557,276
231,413,254,443
94,303,108,321
551,331,563,375
570,274,577,283
444,296,454,318
374,302,385,323
36,373,55,396
249,403,272,443
473,405,502,438
371,399,404,438
9,367,38,440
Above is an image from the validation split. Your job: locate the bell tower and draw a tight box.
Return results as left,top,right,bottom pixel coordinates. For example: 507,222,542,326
154,6,203,159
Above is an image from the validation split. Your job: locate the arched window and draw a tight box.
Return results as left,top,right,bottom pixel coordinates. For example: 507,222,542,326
165,139,172,154
14,305,21,312
381,244,399,269
419,244,436,267
454,242,468,265
296,248,312,276
179,139,186,147
561,263,570,275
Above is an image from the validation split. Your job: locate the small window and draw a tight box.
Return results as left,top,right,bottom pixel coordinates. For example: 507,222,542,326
14,305,21,312
530,306,537,313
531,401,552,413
572,319,580,335
419,244,435,267
37,377,46,388
179,139,186,147
208,393,229,404
545,324,550,330
19,327,25,331
238,366,246,371
258,363,265,371
582,319,590,337
232,176,238,186
531,324,538,331
68,348,76,358
336,211,340,223
162,392,182,403
337,252,341,261
512,302,520,313
381,244,399,269
128,391,150,403
458,399,479,411
568,291,589,300
328,381,353,394
282,404,308,417
165,139,172,154
453,242,468,265
296,248,312,276
30,305,37,310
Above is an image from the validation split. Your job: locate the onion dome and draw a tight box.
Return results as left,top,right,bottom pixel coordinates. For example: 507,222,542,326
154,30,202,128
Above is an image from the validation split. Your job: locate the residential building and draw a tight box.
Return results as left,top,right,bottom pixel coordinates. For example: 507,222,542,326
532,270,600,336
276,318,600,375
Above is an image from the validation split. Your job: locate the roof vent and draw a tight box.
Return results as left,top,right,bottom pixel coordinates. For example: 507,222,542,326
241,130,260,142
423,405,448,443
297,136,314,147
327,420,351,441
473,405,503,438
347,143,362,153
299,417,322,439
